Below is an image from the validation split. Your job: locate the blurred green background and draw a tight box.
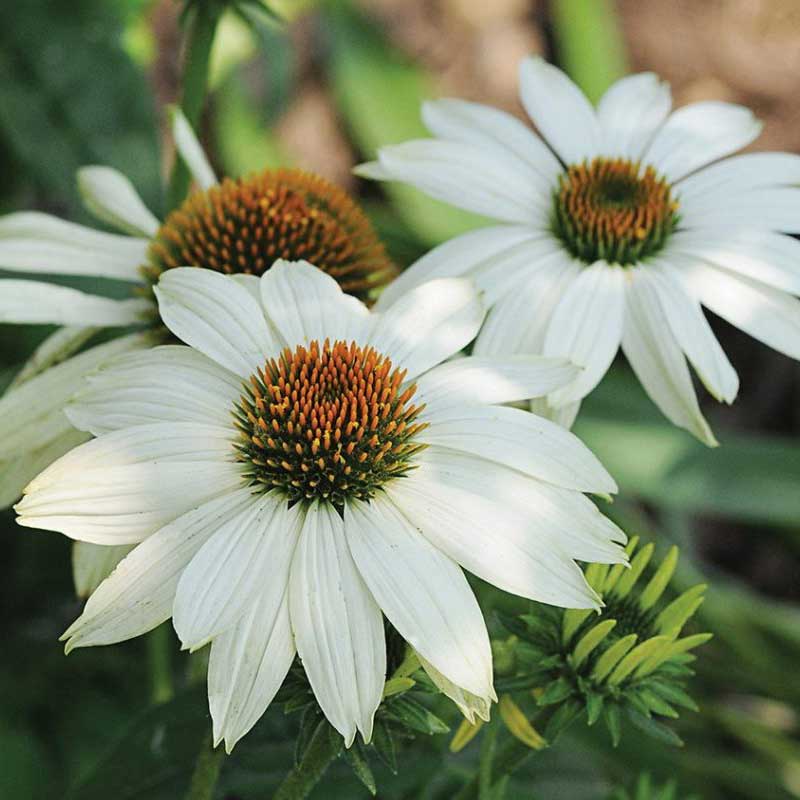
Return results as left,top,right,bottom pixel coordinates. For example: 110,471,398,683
2,0,799,797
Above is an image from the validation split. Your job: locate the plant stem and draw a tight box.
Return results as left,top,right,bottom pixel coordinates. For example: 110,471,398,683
273,719,343,800
147,622,174,704
478,717,498,800
166,1,221,211
184,735,225,800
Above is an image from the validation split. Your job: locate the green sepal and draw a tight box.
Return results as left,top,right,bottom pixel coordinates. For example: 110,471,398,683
536,676,575,707
585,691,605,726
543,698,582,743
294,704,322,764
627,709,684,747
371,719,398,774
638,689,679,718
646,681,699,712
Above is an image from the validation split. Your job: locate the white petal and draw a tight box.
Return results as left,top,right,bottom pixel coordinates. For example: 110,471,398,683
420,404,616,494
679,186,800,232
345,495,493,698
289,502,385,746
0,332,150,459
370,278,484,380
544,263,625,406
518,57,601,164
60,489,256,651
155,267,277,377
596,72,672,159
174,496,301,651
72,542,134,599
621,269,716,445
209,591,294,753
171,107,217,190
644,101,762,182
676,152,800,200
418,655,493,723
259,260,370,348
375,225,540,312
385,452,599,608
0,211,148,281
674,256,800,361
77,166,160,237
474,254,582,356
647,263,739,403
10,326,98,388
16,423,243,544
372,139,544,224
0,428,89,509
421,98,562,187
414,355,580,416
528,397,581,430
67,345,241,435
0,280,152,326
666,228,800,296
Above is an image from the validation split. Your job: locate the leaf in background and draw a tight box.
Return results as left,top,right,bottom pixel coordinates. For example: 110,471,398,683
0,0,160,220
324,4,491,248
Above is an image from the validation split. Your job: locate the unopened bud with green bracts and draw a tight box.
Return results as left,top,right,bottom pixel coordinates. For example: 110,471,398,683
495,537,711,747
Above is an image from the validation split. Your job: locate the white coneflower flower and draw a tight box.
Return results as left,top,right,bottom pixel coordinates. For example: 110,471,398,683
357,56,800,444
16,261,626,751
0,111,396,590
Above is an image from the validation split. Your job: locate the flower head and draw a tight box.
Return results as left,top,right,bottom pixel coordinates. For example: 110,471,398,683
358,57,800,444
16,261,627,751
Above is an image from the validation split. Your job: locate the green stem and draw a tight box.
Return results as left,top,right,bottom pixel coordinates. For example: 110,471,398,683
147,623,174,704
478,717,498,800
184,735,225,800
166,2,221,211
273,719,343,800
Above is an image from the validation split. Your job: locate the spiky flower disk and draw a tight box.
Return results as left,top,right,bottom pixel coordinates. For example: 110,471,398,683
552,158,679,266
495,537,710,747
144,168,397,300
234,339,428,506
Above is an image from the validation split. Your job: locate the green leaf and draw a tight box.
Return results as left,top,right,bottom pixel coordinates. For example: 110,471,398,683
627,710,684,748
585,691,605,726
383,696,449,736
344,743,377,796
605,703,622,747
543,699,582,743
537,676,575,707
371,719,398,775
294,705,321,765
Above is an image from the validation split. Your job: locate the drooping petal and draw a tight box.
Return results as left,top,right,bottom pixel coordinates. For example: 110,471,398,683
621,269,716,446
385,450,600,608
0,211,148,281
413,355,579,416
173,496,301,651
363,139,544,224
674,256,800,362
644,101,762,182
345,495,493,699
59,489,256,651
421,98,562,188
419,404,616,494
596,72,672,159
259,260,370,347
417,654,493,723
518,57,601,164
375,225,543,312
474,254,582,356
72,542,134,599
155,267,278,377
16,423,243,544
208,590,295,753
77,165,160,237
369,278,484,380
67,345,242,436
0,332,150,460
289,502,385,746
647,262,739,403
171,107,217,190
0,280,152,326
544,262,625,406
